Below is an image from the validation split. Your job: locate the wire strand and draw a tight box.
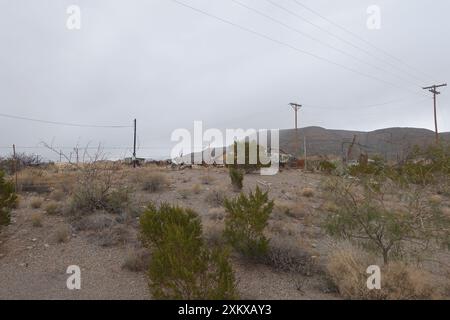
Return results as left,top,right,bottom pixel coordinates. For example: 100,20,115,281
0,113,133,128
231,0,423,88
170,0,425,97
265,0,431,85
290,0,437,83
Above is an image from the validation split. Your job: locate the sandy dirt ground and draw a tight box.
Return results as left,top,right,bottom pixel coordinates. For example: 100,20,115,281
1,166,446,300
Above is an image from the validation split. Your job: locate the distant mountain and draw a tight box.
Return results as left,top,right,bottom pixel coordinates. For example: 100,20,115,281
280,127,450,160
177,127,450,163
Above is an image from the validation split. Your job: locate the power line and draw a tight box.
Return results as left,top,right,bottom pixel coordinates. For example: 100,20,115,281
0,146,168,150
303,97,431,110
231,0,423,88
265,0,431,86
169,0,424,97
0,112,133,128
290,0,436,83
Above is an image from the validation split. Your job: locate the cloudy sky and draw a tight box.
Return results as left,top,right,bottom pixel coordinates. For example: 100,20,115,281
0,0,449,160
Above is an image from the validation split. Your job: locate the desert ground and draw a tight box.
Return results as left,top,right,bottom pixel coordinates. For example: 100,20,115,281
0,163,449,300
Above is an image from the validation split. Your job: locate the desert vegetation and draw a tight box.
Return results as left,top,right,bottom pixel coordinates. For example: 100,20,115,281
0,144,449,300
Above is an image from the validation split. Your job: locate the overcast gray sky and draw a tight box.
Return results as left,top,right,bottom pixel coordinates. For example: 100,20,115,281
0,0,449,160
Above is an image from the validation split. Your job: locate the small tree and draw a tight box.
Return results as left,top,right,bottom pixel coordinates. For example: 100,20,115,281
223,187,274,259
229,167,244,191
324,178,450,264
140,203,237,300
0,170,17,227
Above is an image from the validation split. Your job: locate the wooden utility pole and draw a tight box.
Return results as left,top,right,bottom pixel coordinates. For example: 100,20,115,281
289,103,302,158
133,118,137,168
74,147,79,164
422,83,447,144
289,103,302,130
12,144,18,192
303,135,307,171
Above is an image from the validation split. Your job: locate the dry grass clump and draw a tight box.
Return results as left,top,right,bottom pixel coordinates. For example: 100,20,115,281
207,207,226,221
200,174,215,185
204,189,226,207
203,219,225,246
30,213,43,227
179,184,203,199
30,197,43,209
428,194,443,205
44,201,60,215
382,262,441,300
326,247,443,300
142,173,169,193
178,188,191,200
18,168,77,194
17,169,51,194
301,187,315,198
122,249,151,272
96,224,130,247
321,201,339,213
265,236,316,275
72,212,115,232
267,220,297,238
273,200,305,220
53,225,70,243
191,184,202,194
50,189,65,202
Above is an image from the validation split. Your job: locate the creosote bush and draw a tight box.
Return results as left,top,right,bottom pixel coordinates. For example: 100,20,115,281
140,203,237,300
228,167,244,191
223,187,273,259
0,170,17,227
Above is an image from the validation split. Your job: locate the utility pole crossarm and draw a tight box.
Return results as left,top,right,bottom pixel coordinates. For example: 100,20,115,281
422,83,447,144
289,103,302,130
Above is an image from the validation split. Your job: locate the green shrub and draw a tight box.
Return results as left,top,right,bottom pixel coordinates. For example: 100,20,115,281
319,160,337,174
229,167,244,191
223,187,273,259
140,203,237,300
0,170,17,227
348,157,386,177
324,178,450,264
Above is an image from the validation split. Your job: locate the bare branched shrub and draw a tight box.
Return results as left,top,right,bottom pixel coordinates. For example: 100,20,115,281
44,144,132,216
